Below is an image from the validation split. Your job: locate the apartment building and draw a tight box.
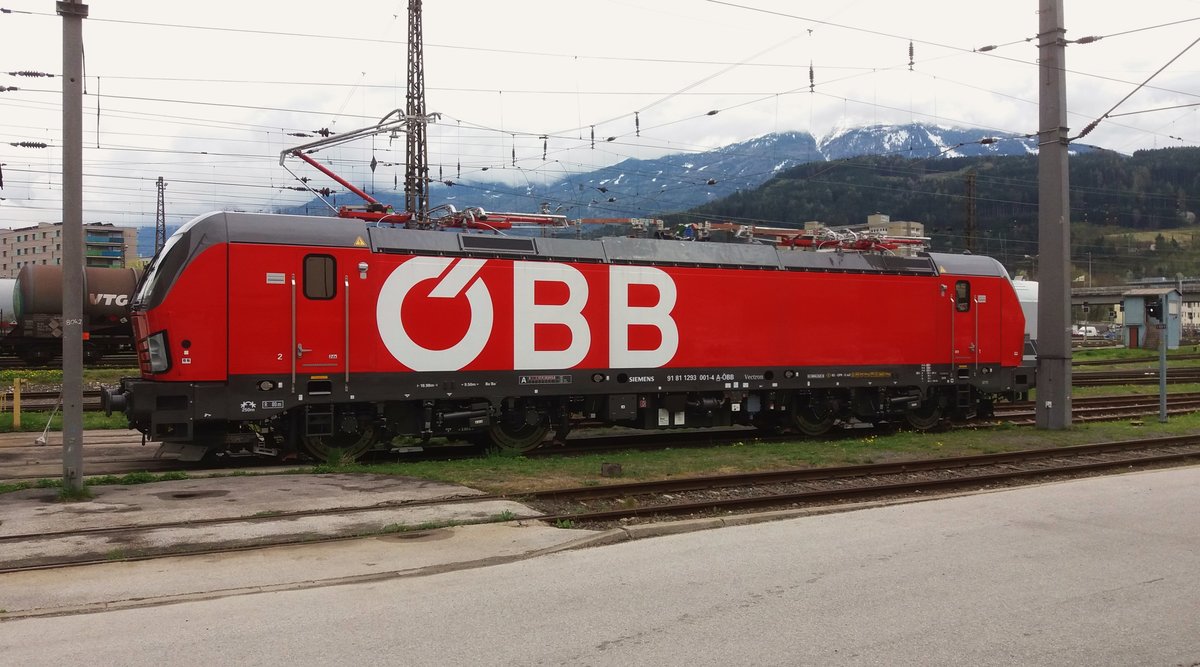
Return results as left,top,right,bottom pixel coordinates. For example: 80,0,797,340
0,222,140,278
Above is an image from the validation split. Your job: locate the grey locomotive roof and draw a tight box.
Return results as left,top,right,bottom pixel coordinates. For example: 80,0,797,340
168,212,1009,278
926,252,1010,278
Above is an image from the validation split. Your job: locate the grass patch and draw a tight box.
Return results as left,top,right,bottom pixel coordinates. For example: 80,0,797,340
1073,346,1200,366
0,368,138,388
306,410,1200,496
0,412,130,433
1071,382,1200,398
0,471,193,497
58,484,94,502
0,370,65,386
84,471,191,487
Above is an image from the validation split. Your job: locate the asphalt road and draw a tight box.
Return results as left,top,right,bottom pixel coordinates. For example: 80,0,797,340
2,467,1199,666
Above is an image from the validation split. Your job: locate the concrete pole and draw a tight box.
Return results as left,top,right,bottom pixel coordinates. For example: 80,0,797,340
1035,0,1072,429
59,0,89,492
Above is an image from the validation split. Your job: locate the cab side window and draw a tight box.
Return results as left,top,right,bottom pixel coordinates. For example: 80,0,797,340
955,280,971,312
304,255,336,300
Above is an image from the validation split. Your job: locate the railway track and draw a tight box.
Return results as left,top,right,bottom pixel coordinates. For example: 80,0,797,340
1071,352,1200,366
0,354,138,370
3,433,1199,573
4,391,1200,482
996,391,1200,422
522,434,1200,524
1072,367,1200,386
0,389,104,411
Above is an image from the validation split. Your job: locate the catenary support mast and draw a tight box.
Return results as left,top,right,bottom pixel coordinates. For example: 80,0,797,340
404,0,429,222
155,176,167,254
1035,0,1072,429
59,0,88,492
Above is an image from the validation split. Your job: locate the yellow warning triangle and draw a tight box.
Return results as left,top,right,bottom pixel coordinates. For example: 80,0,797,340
354,236,367,247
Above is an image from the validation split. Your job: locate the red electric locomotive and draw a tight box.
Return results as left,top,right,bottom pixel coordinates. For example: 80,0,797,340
103,211,1033,460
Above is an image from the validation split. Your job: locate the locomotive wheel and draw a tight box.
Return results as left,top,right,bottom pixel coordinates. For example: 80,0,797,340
487,420,551,454
301,425,378,463
790,403,836,437
903,398,944,431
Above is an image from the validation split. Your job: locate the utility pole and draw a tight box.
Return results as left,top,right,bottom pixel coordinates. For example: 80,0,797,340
1035,0,1072,429
59,0,88,493
155,176,167,254
404,0,429,222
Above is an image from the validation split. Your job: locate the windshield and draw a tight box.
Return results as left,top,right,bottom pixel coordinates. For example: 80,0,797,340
133,232,184,308
132,213,226,310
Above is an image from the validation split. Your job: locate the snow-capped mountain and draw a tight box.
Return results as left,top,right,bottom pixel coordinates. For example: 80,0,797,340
429,131,823,218
818,124,1041,161
282,123,1090,219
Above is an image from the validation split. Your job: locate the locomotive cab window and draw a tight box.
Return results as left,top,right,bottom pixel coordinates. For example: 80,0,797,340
955,280,971,312
303,255,336,300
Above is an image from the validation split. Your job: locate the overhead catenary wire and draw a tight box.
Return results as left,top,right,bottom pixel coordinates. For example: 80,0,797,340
2,1,1196,230
1072,34,1200,140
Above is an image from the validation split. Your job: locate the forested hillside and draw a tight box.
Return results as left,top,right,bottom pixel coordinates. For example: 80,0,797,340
679,147,1199,282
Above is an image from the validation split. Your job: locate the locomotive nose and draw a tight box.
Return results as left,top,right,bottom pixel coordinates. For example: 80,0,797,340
100,386,127,417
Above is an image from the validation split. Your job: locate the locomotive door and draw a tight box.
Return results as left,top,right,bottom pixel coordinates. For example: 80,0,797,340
293,253,348,390
950,279,978,367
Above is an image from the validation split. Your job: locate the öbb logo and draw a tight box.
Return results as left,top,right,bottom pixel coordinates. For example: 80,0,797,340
375,257,678,371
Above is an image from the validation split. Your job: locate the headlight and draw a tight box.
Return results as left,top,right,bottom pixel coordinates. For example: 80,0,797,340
146,331,171,373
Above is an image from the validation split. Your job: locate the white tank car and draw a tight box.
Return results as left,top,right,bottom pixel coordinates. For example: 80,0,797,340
1011,279,1038,342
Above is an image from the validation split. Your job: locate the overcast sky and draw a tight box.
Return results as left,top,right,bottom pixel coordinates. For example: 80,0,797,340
1,0,1197,230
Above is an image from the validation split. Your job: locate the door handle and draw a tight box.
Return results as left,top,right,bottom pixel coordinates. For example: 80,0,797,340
296,343,313,358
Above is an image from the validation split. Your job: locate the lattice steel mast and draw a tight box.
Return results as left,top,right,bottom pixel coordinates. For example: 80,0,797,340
155,176,167,254
404,0,429,222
